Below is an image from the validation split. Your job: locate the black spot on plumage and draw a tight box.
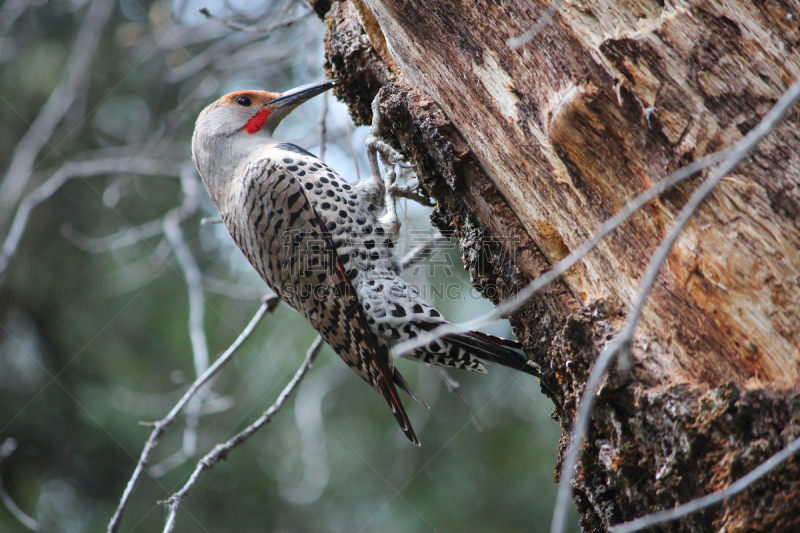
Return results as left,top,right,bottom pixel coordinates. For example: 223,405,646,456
342,183,351,190
326,190,334,197
338,210,347,218
363,226,372,235
412,304,424,314
314,188,323,195
274,219,283,232
350,194,358,200
288,209,302,226
297,160,306,166
429,309,441,318
331,180,339,187
304,182,313,190
321,202,331,210
364,240,375,249
376,227,385,235
283,158,293,164
297,170,306,176
326,221,337,231
391,304,407,318
356,216,366,225
287,190,302,208
319,177,329,184
429,341,441,351
369,251,380,260
287,165,298,171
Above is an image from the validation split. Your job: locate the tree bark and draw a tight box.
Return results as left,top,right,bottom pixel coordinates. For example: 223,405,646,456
314,1,800,531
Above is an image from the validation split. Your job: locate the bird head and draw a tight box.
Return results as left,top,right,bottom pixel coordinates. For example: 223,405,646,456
192,79,337,204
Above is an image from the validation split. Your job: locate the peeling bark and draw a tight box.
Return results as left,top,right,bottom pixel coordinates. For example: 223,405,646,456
316,1,800,531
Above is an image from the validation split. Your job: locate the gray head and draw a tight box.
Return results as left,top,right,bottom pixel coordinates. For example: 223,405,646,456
192,80,337,205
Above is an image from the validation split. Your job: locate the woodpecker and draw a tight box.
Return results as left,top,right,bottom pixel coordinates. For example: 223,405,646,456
192,80,543,445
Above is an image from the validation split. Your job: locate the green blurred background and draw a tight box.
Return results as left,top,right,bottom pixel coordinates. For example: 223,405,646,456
0,1,577,531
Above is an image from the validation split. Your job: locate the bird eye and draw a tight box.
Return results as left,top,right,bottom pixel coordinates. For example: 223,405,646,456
235,96,252,106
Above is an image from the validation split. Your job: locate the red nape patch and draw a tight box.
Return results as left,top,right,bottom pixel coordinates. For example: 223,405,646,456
244,108,271,134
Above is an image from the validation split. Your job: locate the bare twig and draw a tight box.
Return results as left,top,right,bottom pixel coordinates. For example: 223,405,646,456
610,434,800,533
106,296,279,533
549,78,800,533
198,3,311,34
0,0,115,222
319,91,328,161
161,335,324,533
0,158,182,279
0,438,39,531
433,367,482,432
61,218,169,253
152,170,209,477
507,0,562,50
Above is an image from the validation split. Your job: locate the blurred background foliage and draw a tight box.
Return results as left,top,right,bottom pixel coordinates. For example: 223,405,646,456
0,1,576,531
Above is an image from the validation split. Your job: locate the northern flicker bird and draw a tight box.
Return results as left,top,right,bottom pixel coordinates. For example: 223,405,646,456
192,80,543,445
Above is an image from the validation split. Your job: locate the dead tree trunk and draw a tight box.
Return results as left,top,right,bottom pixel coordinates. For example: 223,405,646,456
312,1,800,531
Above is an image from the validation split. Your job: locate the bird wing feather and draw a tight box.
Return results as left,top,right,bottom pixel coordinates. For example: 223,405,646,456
227,154,419,445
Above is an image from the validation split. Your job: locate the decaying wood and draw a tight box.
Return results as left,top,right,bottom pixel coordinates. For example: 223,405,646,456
315,0,800,531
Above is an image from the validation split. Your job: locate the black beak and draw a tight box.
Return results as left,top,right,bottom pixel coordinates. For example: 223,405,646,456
266,79,339,108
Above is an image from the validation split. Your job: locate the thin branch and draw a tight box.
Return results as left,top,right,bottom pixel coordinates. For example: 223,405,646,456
106,296,280,533
0,0,116,223
152,171,208,477
433,367,482,432
161,335,325,533
507,0,562,50
0,438,39,531
198,3,311,34
0,158,182,279
549,77,800,533
319,91,328,161
610,434,800,533
61,218,169,253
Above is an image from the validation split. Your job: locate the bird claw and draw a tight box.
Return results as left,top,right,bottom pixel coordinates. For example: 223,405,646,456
388,180,435,207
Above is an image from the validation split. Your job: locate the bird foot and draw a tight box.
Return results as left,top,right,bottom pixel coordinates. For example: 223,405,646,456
388,180,435,207
365,96,406,236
